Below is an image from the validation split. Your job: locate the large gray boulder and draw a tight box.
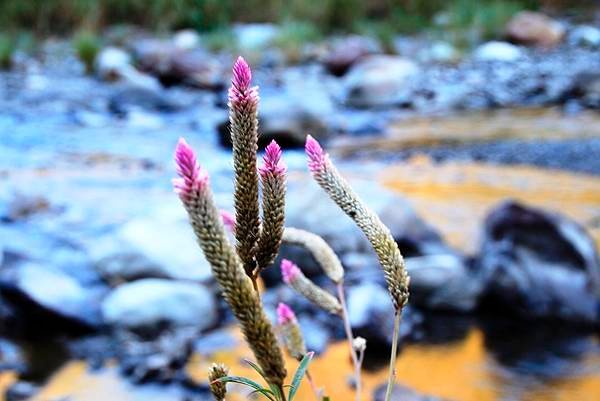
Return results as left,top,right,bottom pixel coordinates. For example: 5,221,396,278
101,278,217,334
478,201,599,324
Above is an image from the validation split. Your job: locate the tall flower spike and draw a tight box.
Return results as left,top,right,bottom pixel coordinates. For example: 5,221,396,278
305,135,409,311
277,303,307,361
283,227,344,283
256,140,287,271
229,56,261,278
208,363,229,401
281,259,342,315
174,139,286,388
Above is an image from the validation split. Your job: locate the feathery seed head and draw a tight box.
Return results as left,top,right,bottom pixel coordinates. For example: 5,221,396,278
276,302,297,325
208,363,229,401
259,140,286,177
305,135,328,173
173,137,208,200
281,259,301,284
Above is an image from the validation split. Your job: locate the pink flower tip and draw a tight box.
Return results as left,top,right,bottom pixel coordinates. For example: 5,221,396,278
232,56,252,91
220,210,236,232
259,140,286,177
281,259,301,284
277,303,297,325
305,135,327,173
173,137,208,199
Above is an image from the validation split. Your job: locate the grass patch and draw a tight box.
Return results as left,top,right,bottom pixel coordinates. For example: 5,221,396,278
73,30,101,74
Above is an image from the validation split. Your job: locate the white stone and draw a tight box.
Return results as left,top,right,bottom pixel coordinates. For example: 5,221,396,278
473,41,523,62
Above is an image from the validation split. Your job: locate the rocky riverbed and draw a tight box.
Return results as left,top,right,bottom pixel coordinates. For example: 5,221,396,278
0,17,599,401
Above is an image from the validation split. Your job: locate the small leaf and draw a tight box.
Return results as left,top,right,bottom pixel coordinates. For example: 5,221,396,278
288,352,314,401
213,376,276,401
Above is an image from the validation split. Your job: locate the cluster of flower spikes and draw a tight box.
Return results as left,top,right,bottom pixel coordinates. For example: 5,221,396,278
174,56,410,399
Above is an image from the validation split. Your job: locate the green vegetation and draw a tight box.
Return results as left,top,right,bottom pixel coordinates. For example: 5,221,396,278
273,21,322,63
0,34,15,70
73,30,101,74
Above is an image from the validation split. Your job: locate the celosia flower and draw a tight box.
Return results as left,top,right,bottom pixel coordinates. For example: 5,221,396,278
277,303,307,361
173,138,208,201
229,56,261,277
174,138,286,388
281,259,342,315
208,363,229,401
283,227,344,283
256,140,286,271
220,210,236,233
304,135,410,311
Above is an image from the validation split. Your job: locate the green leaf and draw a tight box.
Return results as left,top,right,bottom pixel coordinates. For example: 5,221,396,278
213,376,277,401
287,351,314,401
322,397,331,401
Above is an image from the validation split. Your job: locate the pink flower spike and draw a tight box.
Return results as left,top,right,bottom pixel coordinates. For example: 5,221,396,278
173,137,208,199
259,140,286,177
220,210,236,232
277,303,297,325
281,259,301,284
232,56,252,92
305,135,327,173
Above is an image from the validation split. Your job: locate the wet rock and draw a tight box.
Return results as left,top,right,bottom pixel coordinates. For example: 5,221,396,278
478,201,599,324
117,329,195,383
0,194,54,223
472,41,523,62
562,72,600,109
569,25,600,48
298,316,331,355
218,92,332,148
343,55,419,108
0,338,25,371
406,255,482,312
93,216,213,283
101,279,218,335
346,283,419,350
5,381,38,401
419,41,460,64
321,35,381,76
0,262,102,332
506,11,565,47
373,384,452,401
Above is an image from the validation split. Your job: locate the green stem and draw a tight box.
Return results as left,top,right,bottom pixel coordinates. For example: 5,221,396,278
384,310,402,401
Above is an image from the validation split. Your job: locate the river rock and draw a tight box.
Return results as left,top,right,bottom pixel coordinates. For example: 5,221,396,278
506,11,565,47
0,262,102,331
478,201,599,324
562,72,600,109
131,39,223,89
406,255,482,312
93,216,213,283
321,35,381,76
343,55,419,108
472,41,523,62
96,47,160,91
172,30,200,50
373,384,452,401
346,282,419,349
101,279,217,335
234,23,279,51
568,25,600,48
218,92,332,148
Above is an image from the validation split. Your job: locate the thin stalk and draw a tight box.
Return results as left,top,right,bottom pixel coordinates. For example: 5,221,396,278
278,383,287,401
384,310,402,401
305,370,323,401
337,282,362,401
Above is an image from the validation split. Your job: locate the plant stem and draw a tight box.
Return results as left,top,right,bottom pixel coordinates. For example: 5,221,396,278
337,282,362,401
384,310,402,401
305,370,322,401
278,383,287,401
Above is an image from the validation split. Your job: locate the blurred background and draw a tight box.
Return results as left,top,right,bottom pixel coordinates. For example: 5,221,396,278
0,1,599,401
